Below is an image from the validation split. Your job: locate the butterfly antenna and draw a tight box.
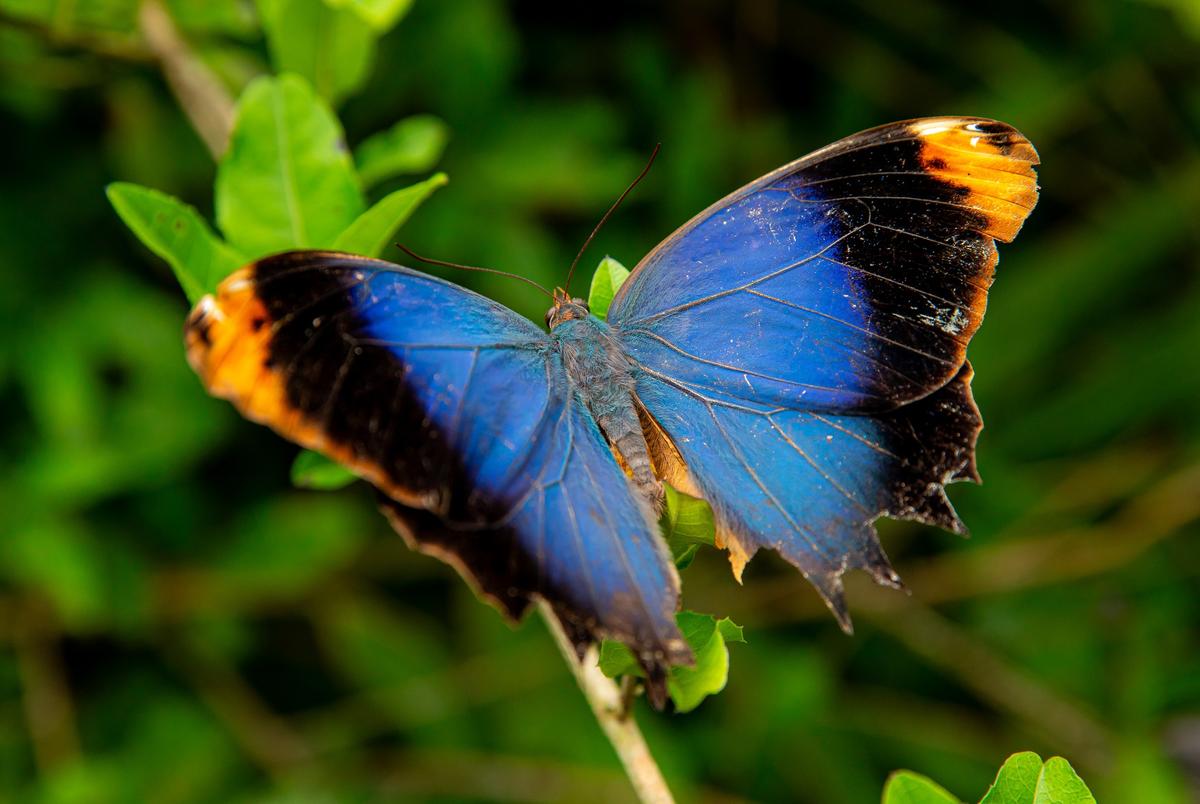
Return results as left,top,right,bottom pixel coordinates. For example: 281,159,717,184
394,243,555,300
563,143,661,296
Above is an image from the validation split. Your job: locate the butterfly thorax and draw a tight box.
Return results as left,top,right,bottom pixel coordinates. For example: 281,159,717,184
552,314,661,507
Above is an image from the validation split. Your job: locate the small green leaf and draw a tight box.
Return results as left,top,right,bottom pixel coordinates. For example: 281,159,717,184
587,256,630,320
716,617,745,644
258,0,376,104
675,609,718,647
290,450,357,490
977,752,1096,804
1034,757,1096,804
216,74,365,256
333,173,448,258
597,610,743,712
597,640,640,679
672,543,700,570
882,771,962,804
324,0,414,32
355,115,450,187
980,752,1044,804
660,483,716,565
668,610,742,712
106,182,244,303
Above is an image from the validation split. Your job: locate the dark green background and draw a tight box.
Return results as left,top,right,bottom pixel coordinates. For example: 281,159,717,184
2,1,1198,801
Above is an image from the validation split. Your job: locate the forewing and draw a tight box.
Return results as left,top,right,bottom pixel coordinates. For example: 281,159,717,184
619,119,1038,624
610,117,1037,411
185,251,687,673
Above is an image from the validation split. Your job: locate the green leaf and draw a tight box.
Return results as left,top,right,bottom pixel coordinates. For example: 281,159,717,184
290,449,357,490
716,617,745,644
355,115,450,187
586,256,630,321
671,543,700,570
882,771,962,804
1034,758,1096,804
597,610,743,712
676,609,718,649
976,752,1096,804
106,182,244,303
258,0,376,105
660,483,716,566
597,640,639,679
980,752,1044,804
333,173,448,258
215,74,365,256
324,0,414,31
668,610,730,713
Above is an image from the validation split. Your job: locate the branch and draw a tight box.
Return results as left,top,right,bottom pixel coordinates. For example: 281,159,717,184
538,602,676,804
137,0,234,158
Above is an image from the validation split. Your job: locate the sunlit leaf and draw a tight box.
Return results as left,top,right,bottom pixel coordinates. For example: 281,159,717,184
258,0,376,104
215,74,364,256
333,172,448,257
1034,758,1096,804
895,752,1099,804
107,182,244,302
586,255,630,320
290,449,357,490
980,752,1044,804
882,771,962,804
668,610,733,712
976,752,1097,804
355,115,450,187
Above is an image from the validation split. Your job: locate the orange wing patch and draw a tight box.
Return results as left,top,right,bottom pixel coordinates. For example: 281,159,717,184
184,267,426,509
910,117,1040,243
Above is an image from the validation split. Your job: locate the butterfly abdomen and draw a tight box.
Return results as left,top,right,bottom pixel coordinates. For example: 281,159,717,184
554,317,661,505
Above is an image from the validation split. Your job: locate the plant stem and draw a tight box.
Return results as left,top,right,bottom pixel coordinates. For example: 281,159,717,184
538,602,676,804
138,0,234,158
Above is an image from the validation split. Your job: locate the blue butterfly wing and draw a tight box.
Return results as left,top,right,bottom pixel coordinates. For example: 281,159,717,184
612,118,1039,623
185,251,688,677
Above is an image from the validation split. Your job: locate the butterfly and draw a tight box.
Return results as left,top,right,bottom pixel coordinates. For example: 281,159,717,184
184,117,1038,704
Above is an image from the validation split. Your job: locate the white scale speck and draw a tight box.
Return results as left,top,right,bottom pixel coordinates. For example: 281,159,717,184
918,306,969,335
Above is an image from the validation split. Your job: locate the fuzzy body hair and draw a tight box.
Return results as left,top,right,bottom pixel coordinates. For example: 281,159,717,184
552,313,660,505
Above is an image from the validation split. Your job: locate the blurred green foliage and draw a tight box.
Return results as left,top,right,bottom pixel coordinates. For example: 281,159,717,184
1,1,1199,802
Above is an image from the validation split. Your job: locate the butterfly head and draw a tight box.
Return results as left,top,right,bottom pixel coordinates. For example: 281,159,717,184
546,287,590,329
